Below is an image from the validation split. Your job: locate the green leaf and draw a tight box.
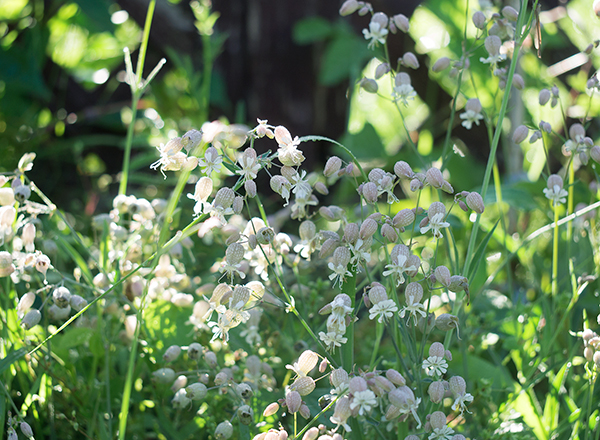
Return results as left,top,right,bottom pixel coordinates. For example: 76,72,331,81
319,34,369,85
0,348,27,375
338,123,385,160
467,219,499,280
292,17,333,44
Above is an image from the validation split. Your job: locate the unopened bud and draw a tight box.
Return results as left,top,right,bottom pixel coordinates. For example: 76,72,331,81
362,182,378,204
360,78,378,93
339,0,360,16
393,14,410,33
263,402,280,417
21,309,41,329
428,381,445,403
163,345,181,362
432,57,451,72
502,6,519,21
539,88,551,105
375,63,391,79
402,52,419,69
466,191,485,214
472,11,486,29
286,390,302,413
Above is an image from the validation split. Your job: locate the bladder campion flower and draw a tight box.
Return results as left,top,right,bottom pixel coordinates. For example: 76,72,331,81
543,174,568,206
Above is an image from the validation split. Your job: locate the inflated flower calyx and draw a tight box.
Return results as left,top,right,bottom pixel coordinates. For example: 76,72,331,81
21,309,41,330
429,411,447,430
0,251,14,277
215,421,234,440
185,382,208,400
237,382,254,399
512,125,529,144
238,405,254,425
291,376,316,396
263,402,280,417
359,78,378,94
13,184,31,203
466,192,485,214
435,314,460,338
153,368,176,383
286,390,302,413
428,381,445,403
472,10,486,29
163,345,181,362
256,227,275,245
53,286,71,308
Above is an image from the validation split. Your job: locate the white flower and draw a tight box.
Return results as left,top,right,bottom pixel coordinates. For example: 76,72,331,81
420,213,450,239
362,22,388,49
198,146,223,176
369,299,398,323
480,52,506,65
218,261,246,283
543,185,568,206
459,109,484,129
350,390,377,415
382,254,416,287
399,296,426,324
451,392,474,415
422,355,448,377
319,331,347,351
275,126,305,166
392,84,417,105
429,426,455,440
328,261,352,289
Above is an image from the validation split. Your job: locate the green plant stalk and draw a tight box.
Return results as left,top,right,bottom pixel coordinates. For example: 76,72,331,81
462,0,534,278
119,0,156,197
369,321,385,369
341,270,357,371
551,203,559,297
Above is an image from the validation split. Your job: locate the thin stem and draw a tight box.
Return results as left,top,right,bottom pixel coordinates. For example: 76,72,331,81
551,203,559,297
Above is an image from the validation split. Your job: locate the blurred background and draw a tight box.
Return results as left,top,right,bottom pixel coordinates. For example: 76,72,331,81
0,0,596,219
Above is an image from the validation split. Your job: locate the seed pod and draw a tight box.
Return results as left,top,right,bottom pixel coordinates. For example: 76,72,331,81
435,314,459,332
238,405,254,425
299,403,310,419
188,342,203,360
53,286,71,308
256,227,275,245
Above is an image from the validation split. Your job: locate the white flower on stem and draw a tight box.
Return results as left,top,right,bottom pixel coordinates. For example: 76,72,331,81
363,22,388,49
319,331,347,351
480,35,506,66
328,247,352,289
348,238,372,269
392,72,417,105
382,254,416,287
399,295,426,324
275,126,305,166
350,390,377,415
543,174,568,207
236,148,261,182
420,202,450,239
198,146,223,176
429,426,455,440
253,118,274,139
369,299,398,323
388,386,422,428
460,98,484,130
451,392,474,415
150,138,187,178
422,355,448,377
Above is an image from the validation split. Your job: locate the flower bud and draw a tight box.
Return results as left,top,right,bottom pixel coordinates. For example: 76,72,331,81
430,411,447,430
359,78,378,94
153,368,176,384
590,146,600,163
244,180,257,198
394,160,413,179
513,73,525,90
432,57,451,72
429,342,445,358
21,309,41,330
425,167,444,188
434,265,451,286
215,421,234,440
339,0,360,15
381,223,398,242
330,368,349,388
393,209,415,228
163,345,181,362
386,369,406,386
472,11,486,29
375,63,391,79
303,427,319,440
324,156,342,177
20,422,33,439
393,14,410,33
185,382,208,400
502,6,519,21
402,52,419,69
204,351,218,368
263,402,280,417
449,375,467,396
319,237,340,259
359,218,378,239
314,181,328,195
539,88,551,105
70,294,88,312
362,182,378,204
0,251,14,277
466,191,485,214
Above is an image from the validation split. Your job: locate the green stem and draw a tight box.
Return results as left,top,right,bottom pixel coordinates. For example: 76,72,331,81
551,203,559,297
341,270,357,371
119,0,156,197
